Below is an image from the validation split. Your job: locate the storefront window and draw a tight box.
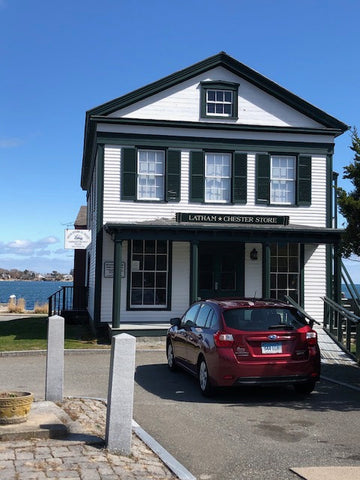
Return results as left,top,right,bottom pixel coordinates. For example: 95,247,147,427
129,240,169,308
270,243,300,302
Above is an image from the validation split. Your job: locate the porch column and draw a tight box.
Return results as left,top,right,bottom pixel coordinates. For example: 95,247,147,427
190,241,199,303
333,243,342,304
262,243,271,298
112,239,123,329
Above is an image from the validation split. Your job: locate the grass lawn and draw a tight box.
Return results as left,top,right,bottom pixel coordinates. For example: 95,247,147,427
0,317,110,351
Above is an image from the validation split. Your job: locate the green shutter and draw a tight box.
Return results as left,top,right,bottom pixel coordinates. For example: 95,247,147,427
297,155,312,205
233,153,247,204
256,153,270,204
166,150,181,202
190,151,204,202
121,148,136,200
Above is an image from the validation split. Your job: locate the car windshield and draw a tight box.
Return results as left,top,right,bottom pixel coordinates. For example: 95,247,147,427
223,307,307,331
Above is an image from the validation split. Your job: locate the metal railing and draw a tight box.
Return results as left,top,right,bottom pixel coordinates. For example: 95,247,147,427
341,260,360,316
48,286,87,317
323,296,360,363
284,295,320,327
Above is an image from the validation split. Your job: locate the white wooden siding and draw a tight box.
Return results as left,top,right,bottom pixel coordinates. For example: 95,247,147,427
108,66,323,129
304,244,327,323
103,146,327,228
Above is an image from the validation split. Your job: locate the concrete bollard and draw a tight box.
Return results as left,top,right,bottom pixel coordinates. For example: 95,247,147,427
105,333,136,455
45,315,64,402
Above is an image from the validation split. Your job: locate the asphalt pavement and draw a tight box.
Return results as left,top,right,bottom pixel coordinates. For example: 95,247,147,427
0,316,360,479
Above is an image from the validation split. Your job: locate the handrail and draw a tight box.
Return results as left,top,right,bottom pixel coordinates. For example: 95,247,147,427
322,296,360,324
341,260,360,314
322,295,360,363
48,286,88,317
284,295,320,326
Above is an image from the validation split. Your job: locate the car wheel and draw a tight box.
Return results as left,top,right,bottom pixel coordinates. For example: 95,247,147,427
294,380,316,395
198,358,213,396
167,342,177,372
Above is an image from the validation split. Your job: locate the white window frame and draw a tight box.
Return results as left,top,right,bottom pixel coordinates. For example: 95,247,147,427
270,243,300,303
270,155,296,205
137,150,165,201
205,153,231,203
206,90,233,117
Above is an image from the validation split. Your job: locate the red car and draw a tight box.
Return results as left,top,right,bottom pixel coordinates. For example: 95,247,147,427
166,298,320,396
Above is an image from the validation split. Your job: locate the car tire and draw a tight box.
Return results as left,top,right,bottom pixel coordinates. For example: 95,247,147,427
294,380,316,395
167,342,177,372
198,358,213,396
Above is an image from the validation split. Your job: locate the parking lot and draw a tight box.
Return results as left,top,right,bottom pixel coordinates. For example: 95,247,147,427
1,348,359,480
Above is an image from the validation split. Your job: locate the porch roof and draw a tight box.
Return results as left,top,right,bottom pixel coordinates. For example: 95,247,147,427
104,218,343,244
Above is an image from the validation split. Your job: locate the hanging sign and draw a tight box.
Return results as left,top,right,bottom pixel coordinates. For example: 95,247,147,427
64,229,92,249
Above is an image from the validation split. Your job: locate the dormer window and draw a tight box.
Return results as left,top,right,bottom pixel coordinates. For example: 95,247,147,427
201,81,239,119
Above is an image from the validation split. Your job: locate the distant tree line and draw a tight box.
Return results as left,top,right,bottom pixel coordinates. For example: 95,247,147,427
0,268,72,281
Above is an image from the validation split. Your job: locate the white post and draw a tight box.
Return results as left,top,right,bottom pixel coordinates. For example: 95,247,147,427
45,315,64,402
105,333,136,455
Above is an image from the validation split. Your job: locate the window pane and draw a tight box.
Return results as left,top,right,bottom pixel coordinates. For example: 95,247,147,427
143,290,154,305
132,272,142,287
145,241,155,253
144,255,155,270
156,272,166,288
207,90,215,101
144,272,154,287
157,240,167,253
155,289,166,305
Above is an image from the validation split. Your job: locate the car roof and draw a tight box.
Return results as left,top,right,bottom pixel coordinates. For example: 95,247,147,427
203,298,292,310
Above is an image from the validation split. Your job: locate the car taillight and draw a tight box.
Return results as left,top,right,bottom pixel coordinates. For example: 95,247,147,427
306,331,317,346
214,331,234,347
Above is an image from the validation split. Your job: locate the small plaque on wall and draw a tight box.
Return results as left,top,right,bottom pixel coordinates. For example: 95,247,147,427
104,262,126,278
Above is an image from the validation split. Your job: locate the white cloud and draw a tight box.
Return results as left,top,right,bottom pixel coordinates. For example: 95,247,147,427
0,236,60,256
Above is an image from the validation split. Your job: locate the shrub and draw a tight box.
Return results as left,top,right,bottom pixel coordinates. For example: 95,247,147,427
7,298,26,313
34,302,48,314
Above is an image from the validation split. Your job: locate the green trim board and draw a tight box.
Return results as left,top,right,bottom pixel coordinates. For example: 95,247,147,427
91,115,343,136
93,146,104,326
104,222,343,244
96,132,335,154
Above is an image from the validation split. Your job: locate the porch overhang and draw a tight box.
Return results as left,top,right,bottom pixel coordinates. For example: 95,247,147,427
104,219,343,245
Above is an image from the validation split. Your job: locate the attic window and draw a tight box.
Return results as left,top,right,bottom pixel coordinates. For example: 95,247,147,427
201,81,239,119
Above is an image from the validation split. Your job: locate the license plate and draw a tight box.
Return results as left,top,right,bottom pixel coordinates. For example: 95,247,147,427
261,342,282,354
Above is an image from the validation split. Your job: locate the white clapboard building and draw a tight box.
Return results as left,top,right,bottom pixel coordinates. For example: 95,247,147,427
80,52,348,332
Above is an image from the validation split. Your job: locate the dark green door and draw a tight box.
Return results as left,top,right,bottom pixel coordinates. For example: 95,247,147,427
198,243,244,299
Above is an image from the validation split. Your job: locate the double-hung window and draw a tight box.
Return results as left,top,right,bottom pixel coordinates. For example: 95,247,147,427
270,155,296,205
137,150,165,201
200,81,239,119
206,90,233,116
256,153,311,206
205,153,231,203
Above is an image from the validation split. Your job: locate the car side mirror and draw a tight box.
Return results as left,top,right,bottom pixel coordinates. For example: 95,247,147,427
170,317,181,327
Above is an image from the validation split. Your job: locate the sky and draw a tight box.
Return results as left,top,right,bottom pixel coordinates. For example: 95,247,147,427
0,0,359,280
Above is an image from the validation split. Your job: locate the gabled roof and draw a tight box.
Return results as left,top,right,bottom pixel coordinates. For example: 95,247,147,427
81,52,348,189
86,51,348,129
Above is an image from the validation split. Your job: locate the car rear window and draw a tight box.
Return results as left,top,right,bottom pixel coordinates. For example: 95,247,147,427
223,308,307,331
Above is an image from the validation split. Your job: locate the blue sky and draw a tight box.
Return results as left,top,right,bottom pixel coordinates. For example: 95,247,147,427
0,0,359,279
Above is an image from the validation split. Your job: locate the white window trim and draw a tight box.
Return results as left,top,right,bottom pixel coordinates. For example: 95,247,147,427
137,150,165,201
205,152,232,203
206,89,233,117
270,155,296,205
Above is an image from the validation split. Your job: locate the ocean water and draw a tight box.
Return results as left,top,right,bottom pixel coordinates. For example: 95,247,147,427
0,281,72,310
